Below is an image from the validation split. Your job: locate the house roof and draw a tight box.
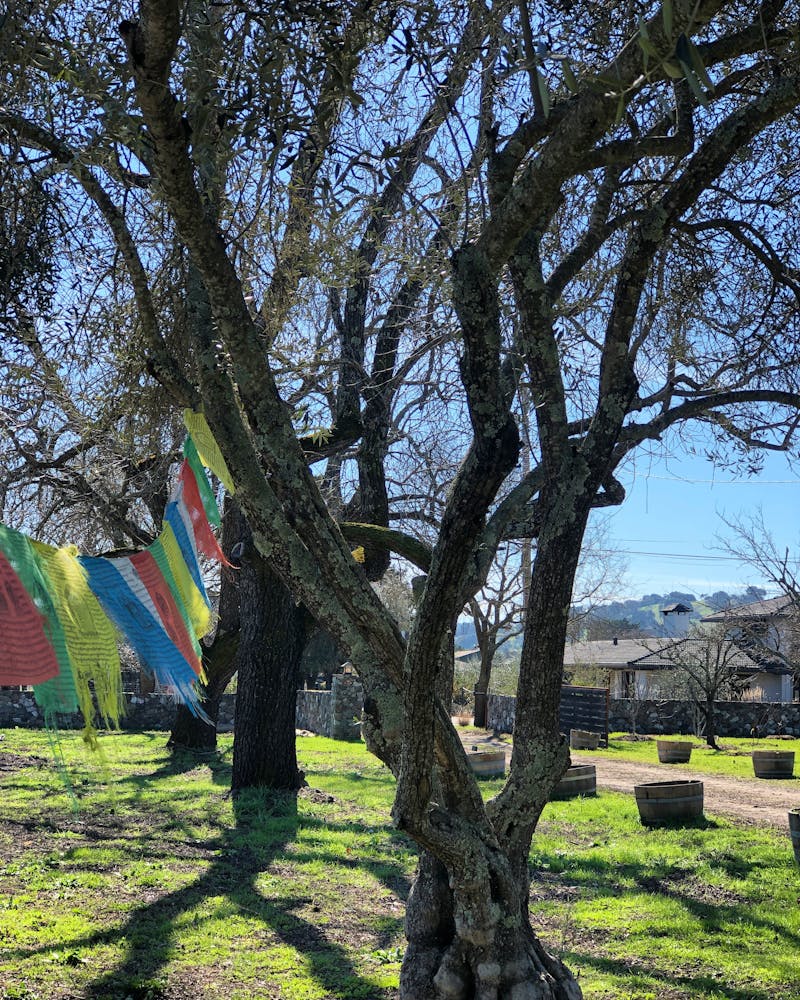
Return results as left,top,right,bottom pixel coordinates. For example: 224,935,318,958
702,594,795,622
662,602,693,614
563,638,671,670
630,637,793,676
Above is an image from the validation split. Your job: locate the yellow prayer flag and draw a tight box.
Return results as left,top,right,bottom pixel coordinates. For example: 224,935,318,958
31,542,122,730
160,524,213,640
182,410,236,494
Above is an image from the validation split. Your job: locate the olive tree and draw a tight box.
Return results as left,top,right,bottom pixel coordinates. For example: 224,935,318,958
4,1,800,995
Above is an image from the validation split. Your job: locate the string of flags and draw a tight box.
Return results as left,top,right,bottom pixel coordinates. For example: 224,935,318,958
0,411,235,743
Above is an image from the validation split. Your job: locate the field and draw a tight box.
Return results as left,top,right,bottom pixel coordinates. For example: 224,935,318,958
1,729,799,1000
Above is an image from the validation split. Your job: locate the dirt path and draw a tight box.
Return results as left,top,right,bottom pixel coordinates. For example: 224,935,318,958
571,752,800,830
455,729,800,830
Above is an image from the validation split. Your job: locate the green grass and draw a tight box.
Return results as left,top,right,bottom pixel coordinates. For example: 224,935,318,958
0,729,799,999
598,733,800,781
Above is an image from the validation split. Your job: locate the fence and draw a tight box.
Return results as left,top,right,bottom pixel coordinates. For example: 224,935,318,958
487,685,609,742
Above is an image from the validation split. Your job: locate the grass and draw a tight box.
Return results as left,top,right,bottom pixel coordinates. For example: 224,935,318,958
598,733,800,781
0,729,799,999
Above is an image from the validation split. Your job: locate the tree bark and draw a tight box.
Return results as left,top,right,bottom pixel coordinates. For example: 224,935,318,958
231,543,309,792
167,630,238,750
401,849,580,1000
702,698,719,749
472,638,495,729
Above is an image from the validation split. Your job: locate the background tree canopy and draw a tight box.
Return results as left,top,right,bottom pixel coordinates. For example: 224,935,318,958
3,2,800,997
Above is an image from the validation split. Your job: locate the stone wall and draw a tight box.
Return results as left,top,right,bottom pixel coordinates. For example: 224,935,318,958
295,690,333,736
295,675,364,740
609,698,800,737
486,693,516,734
487,691,800,737
0,689,237,732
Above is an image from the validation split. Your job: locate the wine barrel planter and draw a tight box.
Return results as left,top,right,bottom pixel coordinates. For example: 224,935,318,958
570,729,600,751
551,764,597,800
790,808,800,866
752,750,795,779
657,740,693,764
467,747,506,778
634,780,704,825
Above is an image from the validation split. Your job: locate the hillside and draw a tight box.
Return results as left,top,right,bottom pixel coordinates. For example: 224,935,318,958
454,587,768,649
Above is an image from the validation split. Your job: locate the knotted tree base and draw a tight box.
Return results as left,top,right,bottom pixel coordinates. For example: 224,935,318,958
400,853,581,1000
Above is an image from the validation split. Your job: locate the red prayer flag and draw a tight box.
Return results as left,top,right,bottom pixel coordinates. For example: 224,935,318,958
177,461,233,567
0,552,61,686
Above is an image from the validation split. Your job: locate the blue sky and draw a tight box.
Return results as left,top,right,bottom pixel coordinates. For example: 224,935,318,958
597,446,800,600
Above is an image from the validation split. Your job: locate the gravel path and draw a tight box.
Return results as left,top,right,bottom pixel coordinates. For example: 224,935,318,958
571,752,800,830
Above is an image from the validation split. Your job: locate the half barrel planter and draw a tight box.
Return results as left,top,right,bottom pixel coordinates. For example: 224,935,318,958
634,779,704,825
752,750,795,779
467,746,507,779
570,729,600,751
790,808,800,866
657,740,693,764
550,764,597,800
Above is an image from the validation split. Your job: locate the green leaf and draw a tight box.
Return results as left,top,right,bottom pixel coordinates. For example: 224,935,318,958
535,67,551,118
675,35,710,106
662,58,684,79
680,62,710,107
663,0,673,38
638,26,659,59
614,91,626,124
562,58,579,94
686,37,715,92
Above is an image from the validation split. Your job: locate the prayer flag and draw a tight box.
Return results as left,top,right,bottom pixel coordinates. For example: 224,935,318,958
80,555,202,710
178,461,233,567
182,435,221,527
31,541,123,730
182,410,235,494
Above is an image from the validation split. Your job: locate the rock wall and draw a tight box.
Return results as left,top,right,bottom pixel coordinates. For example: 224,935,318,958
295,689,333,736
295,675,364,740
609,698,800,737
487,692,800,737
0,688,237,732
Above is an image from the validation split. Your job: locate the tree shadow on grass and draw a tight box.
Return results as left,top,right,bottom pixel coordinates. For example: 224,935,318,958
6,788,407,1000
530,849,800,950
564,951,785,1000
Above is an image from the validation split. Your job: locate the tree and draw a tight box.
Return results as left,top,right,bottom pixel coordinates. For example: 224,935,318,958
645,623,752,747
4,2,800,996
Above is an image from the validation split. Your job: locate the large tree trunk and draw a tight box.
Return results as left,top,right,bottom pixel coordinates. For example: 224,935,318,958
231,544,308,792
401,848,580,1000
167,630,239,749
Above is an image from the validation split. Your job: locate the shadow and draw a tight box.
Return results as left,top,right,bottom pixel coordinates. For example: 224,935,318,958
5,788,406,1000
530,848,800,951
564,951,781,1000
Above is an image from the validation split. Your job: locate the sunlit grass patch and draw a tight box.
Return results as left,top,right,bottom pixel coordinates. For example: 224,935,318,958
2,729,800,999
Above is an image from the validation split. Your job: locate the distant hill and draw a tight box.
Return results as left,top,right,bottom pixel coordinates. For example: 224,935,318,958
570,587,767,638
454,587,769,650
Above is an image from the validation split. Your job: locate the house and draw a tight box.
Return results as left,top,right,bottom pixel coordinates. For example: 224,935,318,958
627,636,794,702
702,594,799,700
562,637,671,698
564,596,798,701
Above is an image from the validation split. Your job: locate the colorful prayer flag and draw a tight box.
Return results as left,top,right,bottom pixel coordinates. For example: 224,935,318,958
0,524,78,714
183,435,221,527
79,554,202,711
31,541,123,730
178,461,233,567
0,550,61,687
182,410,236,494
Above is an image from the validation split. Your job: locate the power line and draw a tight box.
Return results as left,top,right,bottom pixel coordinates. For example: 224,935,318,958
631,473,800,486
